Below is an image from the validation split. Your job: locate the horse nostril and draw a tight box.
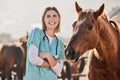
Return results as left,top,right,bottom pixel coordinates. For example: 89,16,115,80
65,48,74,56
70,48,75,54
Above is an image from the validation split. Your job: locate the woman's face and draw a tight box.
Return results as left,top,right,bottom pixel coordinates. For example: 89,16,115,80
44,10,60,31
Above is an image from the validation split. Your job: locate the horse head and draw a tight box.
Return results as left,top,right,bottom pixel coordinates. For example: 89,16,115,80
65,2,104,62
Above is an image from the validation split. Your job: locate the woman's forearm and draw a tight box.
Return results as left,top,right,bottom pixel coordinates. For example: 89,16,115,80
47,55,57,67
39,52,57,67
40,59,50,67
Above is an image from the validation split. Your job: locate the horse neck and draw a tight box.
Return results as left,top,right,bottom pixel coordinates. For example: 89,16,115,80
96,17,119,62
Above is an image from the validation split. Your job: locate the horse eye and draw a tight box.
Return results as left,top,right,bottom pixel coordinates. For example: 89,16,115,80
87,25,93,30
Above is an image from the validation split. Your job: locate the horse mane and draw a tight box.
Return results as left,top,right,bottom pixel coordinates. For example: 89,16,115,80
101,13,120,36
109,20,120,34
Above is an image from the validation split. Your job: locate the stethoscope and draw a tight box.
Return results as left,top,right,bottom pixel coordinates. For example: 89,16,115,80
43,31,59,59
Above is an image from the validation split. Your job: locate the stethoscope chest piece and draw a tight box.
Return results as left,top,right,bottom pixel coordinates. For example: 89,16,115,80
53,55,59,59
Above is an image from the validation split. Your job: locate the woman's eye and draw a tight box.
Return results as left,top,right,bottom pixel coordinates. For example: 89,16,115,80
87,25,93,30
53,14,57,17
46,15,50,18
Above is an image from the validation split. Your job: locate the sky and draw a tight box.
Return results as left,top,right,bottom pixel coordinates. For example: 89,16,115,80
0,0,120,39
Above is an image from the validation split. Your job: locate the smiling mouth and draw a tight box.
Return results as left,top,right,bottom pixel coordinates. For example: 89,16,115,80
49,22,56,25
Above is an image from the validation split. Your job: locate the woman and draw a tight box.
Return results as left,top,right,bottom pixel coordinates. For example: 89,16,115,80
24,6,65,80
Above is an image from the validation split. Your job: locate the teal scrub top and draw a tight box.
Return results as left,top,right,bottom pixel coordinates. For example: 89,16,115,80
24,28,65,80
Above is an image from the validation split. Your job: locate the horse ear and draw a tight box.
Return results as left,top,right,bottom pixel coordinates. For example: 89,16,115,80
72,21,77,32
72,21,77,27
75,1,82,13
94,3,104,19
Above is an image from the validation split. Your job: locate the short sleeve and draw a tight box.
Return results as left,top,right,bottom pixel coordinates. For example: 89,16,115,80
27,28,42,48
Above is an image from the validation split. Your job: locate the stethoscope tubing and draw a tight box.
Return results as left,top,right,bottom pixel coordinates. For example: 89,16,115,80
43,31,58,57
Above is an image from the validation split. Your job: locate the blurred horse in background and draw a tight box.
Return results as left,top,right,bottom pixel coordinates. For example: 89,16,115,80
0,34,28,80
0,44,23,80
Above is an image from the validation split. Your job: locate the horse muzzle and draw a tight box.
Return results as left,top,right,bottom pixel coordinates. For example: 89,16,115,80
65,47,80,62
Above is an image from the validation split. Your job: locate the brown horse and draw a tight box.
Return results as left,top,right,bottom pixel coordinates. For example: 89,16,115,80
0,35,28,80
14,34,28,79
65,2,120,80
0,44,23,80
